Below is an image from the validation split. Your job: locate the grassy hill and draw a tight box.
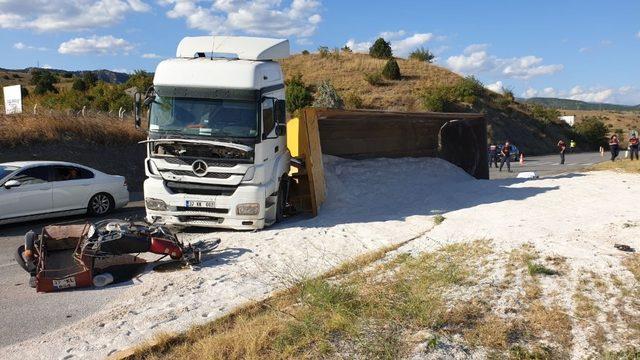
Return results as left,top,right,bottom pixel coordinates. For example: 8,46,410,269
0,67,129,88
281,53,581,155
521,97,640,111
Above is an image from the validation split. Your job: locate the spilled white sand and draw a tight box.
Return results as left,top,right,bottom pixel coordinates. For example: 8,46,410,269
4,157,639,359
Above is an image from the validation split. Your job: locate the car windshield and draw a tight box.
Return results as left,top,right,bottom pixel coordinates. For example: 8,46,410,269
0,165,19,179
150,96,258,138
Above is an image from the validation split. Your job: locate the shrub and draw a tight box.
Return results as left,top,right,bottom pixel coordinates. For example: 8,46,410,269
285,74,313,113
453,76,484,104
574,116,608,147
312,80,344,109
364,72,384,86
421,87,455,112
72,78,88,92
30,69,58,95
409,47,435,63
11,74,20,79
62,72,73,78
301,50,310,55
318,46,330,58
341,45,352,53
82,71,97,88
502,87,515,103
21,87,29,98
381,59,401,80
2,74,9,80
343,92,364,109
125,70,153,92
369,38,393,59
529,104,560,124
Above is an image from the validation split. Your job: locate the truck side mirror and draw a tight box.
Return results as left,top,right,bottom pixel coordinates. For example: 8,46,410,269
134,92,142,129
275,123,286,136
274,99,286,124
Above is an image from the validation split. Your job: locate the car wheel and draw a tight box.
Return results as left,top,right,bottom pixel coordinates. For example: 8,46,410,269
88,193,114,216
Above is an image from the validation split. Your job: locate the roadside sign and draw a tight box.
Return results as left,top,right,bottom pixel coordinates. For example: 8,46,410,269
3,85,22,114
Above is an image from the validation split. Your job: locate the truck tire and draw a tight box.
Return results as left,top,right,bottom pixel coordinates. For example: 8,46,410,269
275,177,288,223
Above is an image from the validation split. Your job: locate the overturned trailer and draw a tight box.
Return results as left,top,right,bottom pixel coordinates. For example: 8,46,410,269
314,109,488,179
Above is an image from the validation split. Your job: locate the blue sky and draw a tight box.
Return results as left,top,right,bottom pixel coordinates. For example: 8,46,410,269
1,0,639,104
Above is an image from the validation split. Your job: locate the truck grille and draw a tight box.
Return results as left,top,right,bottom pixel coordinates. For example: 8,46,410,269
165,181,236,196
167,170,233,179
161,157,238,167
176,207,229,214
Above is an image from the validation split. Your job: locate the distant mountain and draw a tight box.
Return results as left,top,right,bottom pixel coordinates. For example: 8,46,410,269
519,97,640,111
0,67,131,84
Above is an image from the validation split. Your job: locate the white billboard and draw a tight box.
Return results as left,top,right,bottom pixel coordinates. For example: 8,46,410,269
3,85,22,114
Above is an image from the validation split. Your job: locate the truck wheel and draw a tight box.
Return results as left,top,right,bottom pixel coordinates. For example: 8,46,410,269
275,178,288,223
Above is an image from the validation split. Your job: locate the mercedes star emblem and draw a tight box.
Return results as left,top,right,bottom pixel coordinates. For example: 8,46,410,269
192,160,208,177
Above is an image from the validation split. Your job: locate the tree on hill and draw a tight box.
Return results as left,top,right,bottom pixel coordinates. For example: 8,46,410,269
574,116,608,148
125,70,153,92
312,80,344,109
30,69,58,95
382,59,401,80
72,78,88,92
369,38,393,59
409,47,435,63
83,71,98,88
285,74,313,113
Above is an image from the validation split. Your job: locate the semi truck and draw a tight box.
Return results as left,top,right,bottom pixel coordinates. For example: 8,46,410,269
134,36,291,230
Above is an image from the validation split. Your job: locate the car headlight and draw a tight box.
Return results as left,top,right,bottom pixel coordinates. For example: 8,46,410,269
146,198,167,211
236,203,259,215
242,166,255,182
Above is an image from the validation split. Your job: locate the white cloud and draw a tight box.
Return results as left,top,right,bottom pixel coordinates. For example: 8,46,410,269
0,0,150,31
42,64,52,69
112,68,132,74
637,31,640,39
345,31,435,57
142,53,161,59
58,35,134,55
522,85,640,105
13,42,47,51
446,44,563,80
486,81,504,93
160,0,322,42
579,47,591,53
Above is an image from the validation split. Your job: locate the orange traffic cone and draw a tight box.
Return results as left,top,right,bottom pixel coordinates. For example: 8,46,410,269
519,153,525,165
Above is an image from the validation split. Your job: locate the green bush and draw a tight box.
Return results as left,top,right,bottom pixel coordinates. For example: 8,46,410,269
529,104,560,124
30,69,59,95
421,87,455,112
72,78,88,92
453,76,484,104
574,116,608,147
301,50,310,55
82,71,97,88
502,87,515,102
285,74,313,113
62,72,73,78
364,72,384,86
409,47,435,63
343,92,364,109
312,80,344,109
341,45,352,53
369,38,393,59
125,70,153,92
381,59,401,80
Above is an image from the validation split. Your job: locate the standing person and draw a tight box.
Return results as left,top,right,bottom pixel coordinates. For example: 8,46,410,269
609,134,620,162
557,140,567,165
629,133,639,160
499,141,512,172
569,140,576,153
488,143,498,168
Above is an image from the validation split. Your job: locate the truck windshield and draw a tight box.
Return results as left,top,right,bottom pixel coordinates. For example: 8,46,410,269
150,96,258,138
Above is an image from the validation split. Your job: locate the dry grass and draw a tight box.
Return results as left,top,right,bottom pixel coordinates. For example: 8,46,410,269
590,158,640,173
623,254,640,282
0,113,145,147
280,53,461,111
564,109,640,145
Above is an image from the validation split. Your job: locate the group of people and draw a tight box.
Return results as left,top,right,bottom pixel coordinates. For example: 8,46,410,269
488,141,514,172
608,133,639,162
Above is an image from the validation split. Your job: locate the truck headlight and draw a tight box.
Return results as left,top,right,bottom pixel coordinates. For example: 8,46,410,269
147,159,160,175
242,166,255,182
146,198,167,211
236,203,259,215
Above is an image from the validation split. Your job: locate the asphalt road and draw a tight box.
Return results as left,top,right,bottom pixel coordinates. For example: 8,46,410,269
0,153,607,349
490,151,605,179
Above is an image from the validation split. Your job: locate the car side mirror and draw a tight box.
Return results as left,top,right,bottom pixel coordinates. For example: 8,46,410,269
4,180,20,189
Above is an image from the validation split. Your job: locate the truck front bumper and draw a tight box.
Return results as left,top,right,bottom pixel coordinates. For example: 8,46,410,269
144,178,267,230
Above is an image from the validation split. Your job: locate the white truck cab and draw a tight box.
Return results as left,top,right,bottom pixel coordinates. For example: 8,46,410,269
136,36,291,230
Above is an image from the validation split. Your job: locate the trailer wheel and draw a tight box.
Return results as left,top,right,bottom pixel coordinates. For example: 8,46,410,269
14,245,30,273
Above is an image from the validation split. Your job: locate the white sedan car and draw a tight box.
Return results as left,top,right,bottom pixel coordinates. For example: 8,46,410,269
0,161,129,225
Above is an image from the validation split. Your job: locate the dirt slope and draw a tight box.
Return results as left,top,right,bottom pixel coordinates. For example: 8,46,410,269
281,53,581,155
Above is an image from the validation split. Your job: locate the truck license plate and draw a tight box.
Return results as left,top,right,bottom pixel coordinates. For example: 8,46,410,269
53,277,76,289
186,200,215,208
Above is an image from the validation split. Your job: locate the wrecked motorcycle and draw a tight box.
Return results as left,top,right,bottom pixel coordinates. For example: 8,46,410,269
14,220,220,292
